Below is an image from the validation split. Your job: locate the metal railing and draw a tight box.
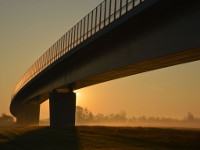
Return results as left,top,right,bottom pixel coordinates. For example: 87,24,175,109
12,0,144,99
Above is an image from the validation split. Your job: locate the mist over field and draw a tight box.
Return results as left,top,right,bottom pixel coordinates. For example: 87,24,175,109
1,106,199,129
0,108,200,150
39,106,200,129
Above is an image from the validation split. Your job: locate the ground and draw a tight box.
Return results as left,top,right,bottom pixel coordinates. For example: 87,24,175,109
0,126,200,150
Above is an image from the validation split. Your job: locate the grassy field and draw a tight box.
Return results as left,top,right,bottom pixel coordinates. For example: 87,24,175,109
0,126,200,150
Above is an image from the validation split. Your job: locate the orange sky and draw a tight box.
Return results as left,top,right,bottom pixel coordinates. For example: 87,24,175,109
0,0,200,120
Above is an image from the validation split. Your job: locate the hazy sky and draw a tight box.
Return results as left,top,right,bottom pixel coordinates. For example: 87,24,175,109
1,0,200,120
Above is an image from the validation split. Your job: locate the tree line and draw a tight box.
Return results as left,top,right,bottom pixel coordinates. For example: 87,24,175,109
1,107,199,126
76,106,200,124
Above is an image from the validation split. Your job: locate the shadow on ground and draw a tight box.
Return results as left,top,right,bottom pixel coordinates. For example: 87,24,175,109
0,126,200,150
0,127,80,150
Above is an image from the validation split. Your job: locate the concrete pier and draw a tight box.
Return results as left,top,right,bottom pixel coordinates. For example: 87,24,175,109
49,90,76,127
16,103,40,126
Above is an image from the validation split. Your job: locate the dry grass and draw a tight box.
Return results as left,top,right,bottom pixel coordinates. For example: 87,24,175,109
0,126,200,150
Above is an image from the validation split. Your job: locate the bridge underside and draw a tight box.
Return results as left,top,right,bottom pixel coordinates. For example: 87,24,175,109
11,0,200,126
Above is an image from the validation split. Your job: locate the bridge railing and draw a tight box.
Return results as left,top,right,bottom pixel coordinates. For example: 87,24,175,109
12,0,144,99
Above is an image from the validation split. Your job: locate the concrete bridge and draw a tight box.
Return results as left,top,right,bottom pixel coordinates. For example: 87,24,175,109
10,0,200,127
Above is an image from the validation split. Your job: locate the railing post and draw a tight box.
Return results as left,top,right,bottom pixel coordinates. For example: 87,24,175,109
120,0,122,16
61,37,63,55
58,39,60,58
55,41,58,61
59,39,62,56
76,22,80,45
52,45,54,62
99,4,102,29
91,10,93,35
47,49,49,66
109,0,112,23
54,42,58,61
59,39,61,57
73,26,76,47
104,0,107,26
62,35,65,53
80,20,82,42
95,7,98,32
42,54,45,69
60,38,63,56
83,17,86,40
126,0,128,13
65,33,68,52
87,14,89,38
67,31,70,51
54,42,56,60
70,28,73,49
64,34,66,53
50,47,53,64
114,0,117,20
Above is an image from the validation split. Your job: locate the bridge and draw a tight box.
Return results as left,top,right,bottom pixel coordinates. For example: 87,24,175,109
10,0,200,127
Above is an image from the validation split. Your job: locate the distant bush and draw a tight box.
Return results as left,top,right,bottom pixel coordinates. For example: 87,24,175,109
0,113,14,126
184,112,194,121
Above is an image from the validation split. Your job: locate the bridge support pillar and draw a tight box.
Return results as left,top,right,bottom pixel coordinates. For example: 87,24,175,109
16,103,40,126
49,90,76,127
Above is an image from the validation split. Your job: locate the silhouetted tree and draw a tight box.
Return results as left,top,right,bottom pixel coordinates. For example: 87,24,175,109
185,112,194,121
76,106,94,123
108,111,127,122
128,116,137,122
94,113,105,122
75,106,199,126
138,116,147,122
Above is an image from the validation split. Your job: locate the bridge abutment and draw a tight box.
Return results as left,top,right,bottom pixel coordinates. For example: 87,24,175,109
49,90,76,127
16,103,40,126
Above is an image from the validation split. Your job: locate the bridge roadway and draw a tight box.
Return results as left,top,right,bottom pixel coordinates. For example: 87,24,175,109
10,0,200,126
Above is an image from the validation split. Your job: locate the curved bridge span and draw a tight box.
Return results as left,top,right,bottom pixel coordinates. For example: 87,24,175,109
10,0,200,126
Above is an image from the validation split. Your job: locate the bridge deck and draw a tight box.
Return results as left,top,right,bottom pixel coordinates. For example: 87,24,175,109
10,0,200,116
